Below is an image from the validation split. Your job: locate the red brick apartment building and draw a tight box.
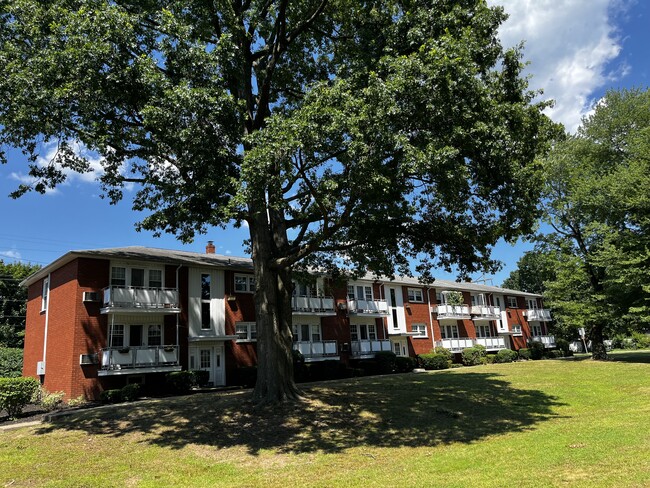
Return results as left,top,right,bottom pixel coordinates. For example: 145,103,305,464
21,245,554,400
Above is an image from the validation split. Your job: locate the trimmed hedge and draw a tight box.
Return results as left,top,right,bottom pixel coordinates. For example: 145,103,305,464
461,345,486,366
419,350,452,370
165,371,194,393
375,351,397,374
189,370,210,387
99,389,123,404
0,376,40,418
529,341,545,360
518,348,531,360
395,356,417,373
0,348,23,378
495,349,518,363
121,383,141,402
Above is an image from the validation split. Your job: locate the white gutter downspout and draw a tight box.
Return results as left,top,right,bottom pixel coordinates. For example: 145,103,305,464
41,273,51,373
427,287,435,352
175,265,182,354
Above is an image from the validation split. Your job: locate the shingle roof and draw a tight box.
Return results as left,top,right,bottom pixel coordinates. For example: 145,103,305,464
21,245,540,297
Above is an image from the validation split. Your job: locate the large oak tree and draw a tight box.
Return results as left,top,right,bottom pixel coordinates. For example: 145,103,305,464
1,0,556,403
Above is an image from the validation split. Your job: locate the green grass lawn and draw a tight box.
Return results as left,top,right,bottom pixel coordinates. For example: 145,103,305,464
1,351,649,487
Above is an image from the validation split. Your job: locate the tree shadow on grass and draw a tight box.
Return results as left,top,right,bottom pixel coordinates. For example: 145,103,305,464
606,350,650,364
36,371,565,455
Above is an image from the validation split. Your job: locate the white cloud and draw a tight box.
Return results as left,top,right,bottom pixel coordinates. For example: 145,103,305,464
9,140,136,192
490,0,627,132
0,249,22,260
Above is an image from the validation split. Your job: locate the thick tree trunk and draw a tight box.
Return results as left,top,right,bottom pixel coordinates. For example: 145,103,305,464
590,323,608,360
249,214,302,405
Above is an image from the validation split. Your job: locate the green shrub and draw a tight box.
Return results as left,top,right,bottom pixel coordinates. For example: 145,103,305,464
38,388,65,411
495,349,518,363
189,370,210,387
518,348,531,360
120,383,141,402
395,356,417,373
356,359,379,376
419,352,451,370
631,332,650,349
165,371,193,393
461,345,486,366
66,395,88,407
529,341,545,360
0,377,40,418
450,363,464,368
99,389,123,404
300,360,347,382
556,338,571,355
0,348,23,378
375,351,397,374
549,350,563,359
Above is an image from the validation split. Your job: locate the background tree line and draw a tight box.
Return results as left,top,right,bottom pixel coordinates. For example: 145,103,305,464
503,88,650,358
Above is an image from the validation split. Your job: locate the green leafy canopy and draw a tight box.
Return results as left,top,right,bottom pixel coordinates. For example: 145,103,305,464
0,0,558,279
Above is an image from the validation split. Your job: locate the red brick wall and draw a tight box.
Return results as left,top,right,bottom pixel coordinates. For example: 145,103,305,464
23,258,110,400
402,285,435,355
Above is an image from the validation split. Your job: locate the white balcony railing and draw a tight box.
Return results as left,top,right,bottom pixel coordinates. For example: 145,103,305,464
436,338,475,352
350,339,392,356
525,309,552,321
347,299,389,315
100,345,180,371
292,340,338,358
471,305,501,320
530,335,556,348
291,296,336,315
434,304,471,319
475,336,507,350
102,286,180,312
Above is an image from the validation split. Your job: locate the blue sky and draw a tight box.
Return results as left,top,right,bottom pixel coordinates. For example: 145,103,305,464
1,0,648,285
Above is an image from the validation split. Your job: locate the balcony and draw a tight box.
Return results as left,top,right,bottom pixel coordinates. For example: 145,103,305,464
475,336,507,350
98,345,181,375
436,337,507,352
350,339,393,357
292,296,337,316
101,286,181,314
471,305,501,321
525,308,552,321
292,340,339,361
433,304,471,320
347,299,389,316
530,335,556,348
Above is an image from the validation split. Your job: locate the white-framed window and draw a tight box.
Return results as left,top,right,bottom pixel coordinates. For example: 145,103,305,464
200,349,211,369
507,296,518,308
234,274,255,293
111,267,126,287
147,324,162,346
494,296,502,308
407,288,424,303
412,324,427,337
435,291,442,303
293,324,322,342
531,324,543,336
111,324,125,348
111,265,163,288
149,269,163,288
201,273,211,330
476,324,492,338
236,322,257,342
471,294,486,306
440,324,459,339
528,298,538,310
347,284,373,300
349,323,376,341
512,324,522,335
41,277,49,312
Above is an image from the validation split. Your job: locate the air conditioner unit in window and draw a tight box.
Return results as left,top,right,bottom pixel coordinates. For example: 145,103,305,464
83,291,100,302
79,354,99,365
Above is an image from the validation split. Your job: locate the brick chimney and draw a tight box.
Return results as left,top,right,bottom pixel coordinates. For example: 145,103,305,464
206,240,216,254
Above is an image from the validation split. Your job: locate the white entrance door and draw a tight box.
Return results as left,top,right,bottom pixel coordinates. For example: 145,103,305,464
196,345,225,386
